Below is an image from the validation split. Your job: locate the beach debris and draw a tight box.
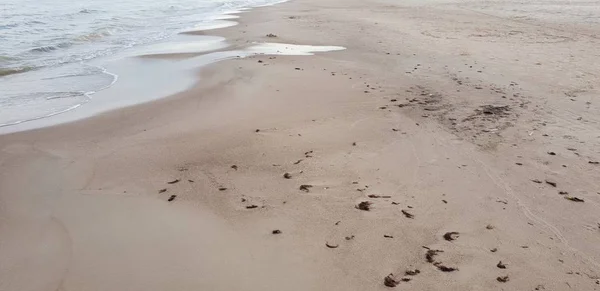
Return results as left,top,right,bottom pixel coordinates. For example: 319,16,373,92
383,273,400,287
434,262,458,272
246,205,258,209
401,277,411,282
405,269,420,276
283,172,292,179
257,60,263,63
425,249,443,263
401,209,414,219
293,159,303,165
391,201,400,205
490,248,498,252
272,229,282,234
497,275,510,283
547,151,556,156
325,242,339,249
384,234,394,238
565,196,584,202
167,195,177,202
295,67,301,70
531,179,542,184
589,161,599,165
356,201,372,211
486,224,495,230
158,188,167,193
266,33,277,37
497,261,507,269
515,162,523,166
368,194,391,198
299,184,313,192
335,221,341,225
345,235,355,240
352,142,357,146
480,105,510,115
167,179,180,184
559,191,568,195
545,180,557,187
231,165,238,170
423,247,458,272
304,150,313,157
218,187,227,191
443,232,460,241
442,199,448,204
188,179,194,183
255,129,260,132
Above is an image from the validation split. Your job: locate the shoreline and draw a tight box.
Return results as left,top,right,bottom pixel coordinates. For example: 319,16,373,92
2,0,600,290
0,3,285,135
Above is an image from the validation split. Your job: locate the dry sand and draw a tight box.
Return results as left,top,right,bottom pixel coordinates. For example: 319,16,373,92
2,0,600,290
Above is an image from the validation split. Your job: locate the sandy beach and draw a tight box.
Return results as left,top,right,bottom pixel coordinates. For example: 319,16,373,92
2,0,600,290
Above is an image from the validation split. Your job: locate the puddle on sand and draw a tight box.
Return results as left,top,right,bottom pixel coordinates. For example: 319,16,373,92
177,42,346,70
246,43,346,55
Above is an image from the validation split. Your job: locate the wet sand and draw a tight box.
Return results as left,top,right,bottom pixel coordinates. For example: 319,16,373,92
2,0,600,290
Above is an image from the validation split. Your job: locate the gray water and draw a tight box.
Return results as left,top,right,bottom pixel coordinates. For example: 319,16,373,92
0,0,282,127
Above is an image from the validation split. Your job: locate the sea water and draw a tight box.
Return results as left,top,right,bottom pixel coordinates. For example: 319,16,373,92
0,0,284,128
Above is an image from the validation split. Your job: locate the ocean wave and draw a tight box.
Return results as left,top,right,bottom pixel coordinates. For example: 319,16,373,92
45,91,86,100
29,46,58,53
0,55,19,63
29,42,72,53
79,9,100,14
0,23,19,29
0,66,35,77
73,29,115,42
28,20,46,25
